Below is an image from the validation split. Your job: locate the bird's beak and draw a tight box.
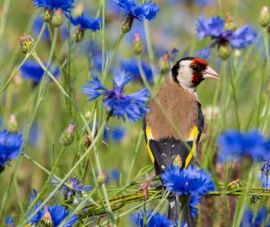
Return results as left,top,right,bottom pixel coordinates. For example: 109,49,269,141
202,66,219,80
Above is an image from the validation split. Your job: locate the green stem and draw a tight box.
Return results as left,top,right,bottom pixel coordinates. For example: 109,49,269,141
0,0,10,42
143,21,155,73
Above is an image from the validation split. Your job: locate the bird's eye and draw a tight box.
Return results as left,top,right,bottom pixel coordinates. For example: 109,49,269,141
192,64,201,72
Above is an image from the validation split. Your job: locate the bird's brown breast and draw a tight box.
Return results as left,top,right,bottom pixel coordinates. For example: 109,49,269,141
145,79,199,141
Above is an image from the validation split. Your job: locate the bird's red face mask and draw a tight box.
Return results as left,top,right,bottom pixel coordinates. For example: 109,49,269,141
190,58,219,86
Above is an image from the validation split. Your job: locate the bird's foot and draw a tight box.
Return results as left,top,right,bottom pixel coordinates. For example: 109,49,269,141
139,173,156,201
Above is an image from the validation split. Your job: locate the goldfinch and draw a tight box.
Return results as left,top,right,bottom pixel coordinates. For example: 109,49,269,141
144,57,219,225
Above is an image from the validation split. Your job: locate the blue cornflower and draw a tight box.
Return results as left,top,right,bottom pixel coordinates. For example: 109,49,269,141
20,60,60,83
134,210,173,227
52,177,91,200
196,16,257,58
28,190,78,226
0,130,23,170
114,0,159,32
114,0,159,21
5,216,14,227
70,13,101,32
121,59,154,83
32,0,75,13
261,161,270,189
240,207,269,227
161,165,215,217
83,71,150,122
111,126,126,143
217,130,269,162
108,169,120,182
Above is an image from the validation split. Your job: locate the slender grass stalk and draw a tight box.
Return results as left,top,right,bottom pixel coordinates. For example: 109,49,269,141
143,21,155,73
0,0,10,42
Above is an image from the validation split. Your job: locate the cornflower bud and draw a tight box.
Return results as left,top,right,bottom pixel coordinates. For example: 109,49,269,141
224,14,236,30
42,9,53,22
73,27,85,43
60,123,76,146
121,15,134,33
41,210,53,227
258,6,270,28
132,32,143,55
8,114,17,132
51,9,64,27
19,34,34,54
159,53,171,75
97,172,108,185
218,43,231,59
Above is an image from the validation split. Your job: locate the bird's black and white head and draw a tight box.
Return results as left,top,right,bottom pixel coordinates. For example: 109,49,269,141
171,57,219,92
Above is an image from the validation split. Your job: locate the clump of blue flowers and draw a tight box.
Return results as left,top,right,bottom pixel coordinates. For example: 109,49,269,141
0,130,23,172
28,190,78,226
83,71,150,122
114,0,160,32
217,130,270,162
218,130,270,189
161,165,215,217
134,210,173,227
20,60,60,84
196,16,257,59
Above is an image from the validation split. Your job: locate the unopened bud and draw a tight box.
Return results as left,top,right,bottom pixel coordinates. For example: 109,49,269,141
258,6,270,27
121,15,134,33
51,9,64,27
97,172,108,184
73,2,84,17
218,43,231,59
42,9,53,22
60,123,76,146
132,33,143,55
73,28,85,42
8,114,17,132
224,14,237,30
19,34,34,54
41,210,53,227
159,53,171,74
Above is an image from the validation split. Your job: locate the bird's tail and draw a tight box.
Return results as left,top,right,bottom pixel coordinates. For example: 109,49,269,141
167,194,196,227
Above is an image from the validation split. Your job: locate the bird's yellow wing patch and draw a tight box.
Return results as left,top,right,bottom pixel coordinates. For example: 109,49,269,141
146,126,155,163
184,126,199,168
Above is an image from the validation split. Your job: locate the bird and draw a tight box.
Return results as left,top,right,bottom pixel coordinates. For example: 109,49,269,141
143,57,219,226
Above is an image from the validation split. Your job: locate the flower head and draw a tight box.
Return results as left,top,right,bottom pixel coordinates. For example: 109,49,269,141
52,177,91,200
20,60,60,83
114,0,159,32
0,130,23,169
70,13,101,32
121,59,154,83
32,0,75,13
83,71,150,122
240,207,269,227
161,165,215,217
196,16,257,58
28,190,78,226
5,216,14,227
114,0,159,21
217,130,270,162
261,161,270,189
134,210,173,227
